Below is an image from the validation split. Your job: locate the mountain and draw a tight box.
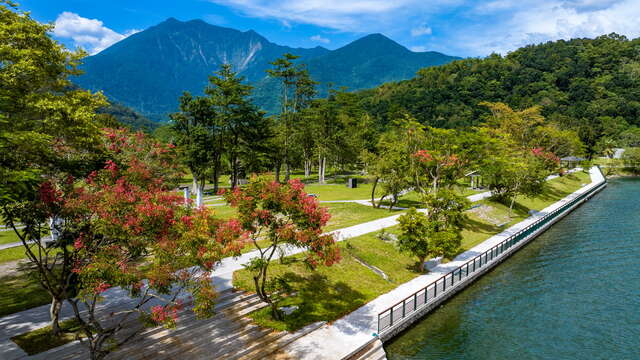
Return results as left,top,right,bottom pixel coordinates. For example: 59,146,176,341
75,18,460,121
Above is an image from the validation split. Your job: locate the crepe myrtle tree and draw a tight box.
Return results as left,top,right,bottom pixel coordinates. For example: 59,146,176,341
8,129,245,360
222,177,340,320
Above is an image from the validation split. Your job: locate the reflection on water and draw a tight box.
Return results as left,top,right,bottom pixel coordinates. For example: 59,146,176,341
385,178,640,360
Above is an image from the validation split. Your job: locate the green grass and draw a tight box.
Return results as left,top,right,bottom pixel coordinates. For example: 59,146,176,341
0,229,21,245
12,318,83,355
0,246,29,264
458,171,591,252
0,271,52,317
232,228,420,331
303,182,382,201
379,184,485,208
324,203,400,231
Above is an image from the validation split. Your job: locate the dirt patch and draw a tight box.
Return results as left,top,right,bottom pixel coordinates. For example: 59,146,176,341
468,205,510,226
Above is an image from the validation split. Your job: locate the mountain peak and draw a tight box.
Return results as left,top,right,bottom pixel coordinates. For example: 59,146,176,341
335,33,409,56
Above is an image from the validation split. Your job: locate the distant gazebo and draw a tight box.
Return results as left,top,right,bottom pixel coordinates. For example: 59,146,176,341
465,170,483,189
560,156,586,169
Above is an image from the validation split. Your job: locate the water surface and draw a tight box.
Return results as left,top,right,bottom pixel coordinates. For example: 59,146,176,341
385,178,640,359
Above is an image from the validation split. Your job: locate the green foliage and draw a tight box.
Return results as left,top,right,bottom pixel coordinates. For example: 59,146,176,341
358,34,640,154
0,1,107,205
397,208,431,271
622,148,640,175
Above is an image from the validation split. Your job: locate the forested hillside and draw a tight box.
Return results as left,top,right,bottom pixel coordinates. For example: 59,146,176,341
359,34,640,154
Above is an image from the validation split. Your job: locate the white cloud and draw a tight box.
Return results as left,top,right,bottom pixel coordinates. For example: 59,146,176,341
411,24,432,36
464,0,640,55
207,0,458,32
310,34,330,43
53,12,139,55
410,45,428,52
205,0,640,56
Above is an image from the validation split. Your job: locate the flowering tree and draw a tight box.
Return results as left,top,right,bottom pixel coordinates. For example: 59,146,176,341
222,177,340,320
7,129,244,359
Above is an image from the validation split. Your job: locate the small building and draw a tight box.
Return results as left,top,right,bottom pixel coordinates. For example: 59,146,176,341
465,170,483,189
560,156,586,169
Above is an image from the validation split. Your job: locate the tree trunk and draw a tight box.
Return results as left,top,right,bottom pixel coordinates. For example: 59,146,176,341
50,298,62,336
304,160,310,177
231,156,239,189
318,154,323,184
284,162,291,182
390,193,398,210
212,161,220,194
371,177,379,208
191,174,198,195
275,163,281,183
418,256,426,272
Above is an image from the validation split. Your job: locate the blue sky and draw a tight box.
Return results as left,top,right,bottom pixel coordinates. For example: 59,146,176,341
21,0,640,57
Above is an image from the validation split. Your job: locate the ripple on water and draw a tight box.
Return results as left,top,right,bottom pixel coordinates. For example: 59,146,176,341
385,178,640,360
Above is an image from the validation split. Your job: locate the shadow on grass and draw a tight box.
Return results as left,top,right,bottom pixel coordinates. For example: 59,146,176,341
0,267,51,317
248,272,367,332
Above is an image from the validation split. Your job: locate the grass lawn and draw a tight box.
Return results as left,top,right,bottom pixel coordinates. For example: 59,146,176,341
0,229,21,245
379,185,486,209
232,228,420,331
12,318,82,355
324,203,400,232
0,271,52,317
304,182,382,201
0,246,28,264
458,171,591,252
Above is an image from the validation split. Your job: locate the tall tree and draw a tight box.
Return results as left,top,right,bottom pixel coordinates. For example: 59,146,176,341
206,64,267,189
267,54,317,182
0,1,107,334
170,93,216,206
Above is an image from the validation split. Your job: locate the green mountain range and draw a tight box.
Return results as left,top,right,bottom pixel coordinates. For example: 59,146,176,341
74,18,459,121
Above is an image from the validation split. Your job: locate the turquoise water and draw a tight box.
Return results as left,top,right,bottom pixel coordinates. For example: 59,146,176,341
385,178,640,359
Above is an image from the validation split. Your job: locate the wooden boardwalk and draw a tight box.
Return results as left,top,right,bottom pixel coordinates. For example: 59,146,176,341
27,290,323,360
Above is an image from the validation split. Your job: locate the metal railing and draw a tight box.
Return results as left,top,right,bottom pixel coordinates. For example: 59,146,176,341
377,174,606,334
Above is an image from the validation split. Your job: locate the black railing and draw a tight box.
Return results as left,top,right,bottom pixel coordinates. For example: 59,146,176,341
377,173,606,334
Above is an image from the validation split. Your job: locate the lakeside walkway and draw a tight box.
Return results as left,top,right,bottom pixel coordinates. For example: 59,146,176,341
273,167,603,360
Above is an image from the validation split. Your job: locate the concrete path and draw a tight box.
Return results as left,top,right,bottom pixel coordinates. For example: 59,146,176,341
273,167,603,360
0,242,22,251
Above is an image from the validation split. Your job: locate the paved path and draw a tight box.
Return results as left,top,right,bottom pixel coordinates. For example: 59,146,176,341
274,167,603,360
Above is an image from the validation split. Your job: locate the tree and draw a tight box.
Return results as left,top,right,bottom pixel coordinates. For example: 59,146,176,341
170,93,216,206
480,103,561,215
397,208,431,272
623,148,640,175
0,1,106,335
363,115,424,208
0,1,107,205
422,189,469,258
10,129,244,359
206,64,267,189
267,54,318,182
222,177,340,320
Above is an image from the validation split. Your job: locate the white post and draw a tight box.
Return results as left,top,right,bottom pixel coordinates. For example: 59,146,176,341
49,216,61,242
183,187,190,205
196,183,203,207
